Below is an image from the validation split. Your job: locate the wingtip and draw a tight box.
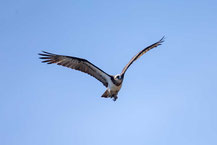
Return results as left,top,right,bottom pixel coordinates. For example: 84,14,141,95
159,36,165,43
38,51,55,57
42,51,53,54
38,51,52,63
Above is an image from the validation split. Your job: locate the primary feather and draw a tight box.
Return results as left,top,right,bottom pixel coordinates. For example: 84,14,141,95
39,51,111,87
121,37,164,76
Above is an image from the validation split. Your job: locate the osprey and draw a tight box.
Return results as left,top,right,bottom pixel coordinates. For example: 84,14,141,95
39,37,164,101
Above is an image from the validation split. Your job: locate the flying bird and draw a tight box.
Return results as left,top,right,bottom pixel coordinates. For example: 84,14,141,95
39,37,164,101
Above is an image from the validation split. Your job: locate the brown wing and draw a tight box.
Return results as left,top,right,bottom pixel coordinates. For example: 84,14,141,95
121,37,165,76
39,51,111,87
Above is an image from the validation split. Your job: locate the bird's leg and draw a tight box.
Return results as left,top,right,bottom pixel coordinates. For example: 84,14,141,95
112,95,118,101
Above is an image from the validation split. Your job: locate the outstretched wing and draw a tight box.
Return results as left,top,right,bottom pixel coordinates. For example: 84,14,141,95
39,51,111,87
120,37,165,76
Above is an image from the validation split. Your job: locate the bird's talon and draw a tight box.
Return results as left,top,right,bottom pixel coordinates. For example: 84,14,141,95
113,97,117,101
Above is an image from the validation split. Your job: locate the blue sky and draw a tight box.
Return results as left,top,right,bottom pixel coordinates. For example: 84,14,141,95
1,0,217,145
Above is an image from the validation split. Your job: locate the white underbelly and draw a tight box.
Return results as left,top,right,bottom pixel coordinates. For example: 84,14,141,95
107,80,122,93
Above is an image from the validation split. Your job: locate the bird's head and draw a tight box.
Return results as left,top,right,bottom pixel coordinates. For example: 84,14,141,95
114,74,124,82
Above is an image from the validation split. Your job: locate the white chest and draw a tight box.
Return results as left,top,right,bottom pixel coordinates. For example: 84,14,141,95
107,79,122,92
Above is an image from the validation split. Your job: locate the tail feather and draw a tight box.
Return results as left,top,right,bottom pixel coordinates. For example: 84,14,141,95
101,90,109,98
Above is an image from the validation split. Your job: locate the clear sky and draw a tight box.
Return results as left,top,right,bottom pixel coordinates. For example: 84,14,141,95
1,0,217,145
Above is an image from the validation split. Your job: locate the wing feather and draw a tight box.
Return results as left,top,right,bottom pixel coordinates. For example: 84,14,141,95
39,51,111,87
121,37,165,75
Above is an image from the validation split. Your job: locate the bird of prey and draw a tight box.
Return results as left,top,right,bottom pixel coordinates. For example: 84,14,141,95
39,37,164,101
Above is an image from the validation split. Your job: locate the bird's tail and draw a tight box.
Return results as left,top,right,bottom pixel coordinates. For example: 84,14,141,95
101,90,109,98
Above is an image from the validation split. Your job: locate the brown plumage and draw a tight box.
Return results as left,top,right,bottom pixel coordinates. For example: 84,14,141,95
39,37,164,101
120,36,164,76
39,51,111,87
